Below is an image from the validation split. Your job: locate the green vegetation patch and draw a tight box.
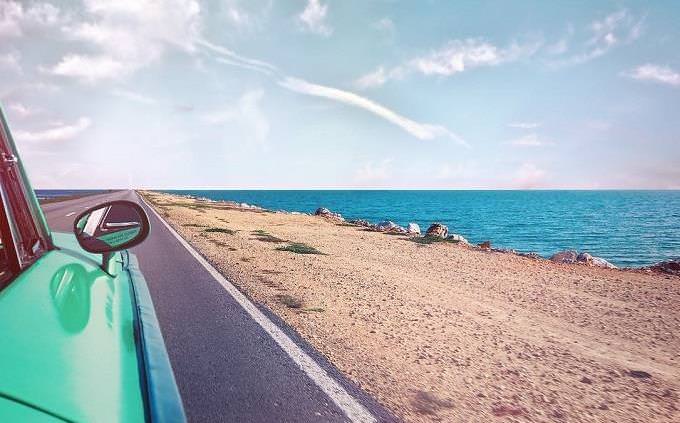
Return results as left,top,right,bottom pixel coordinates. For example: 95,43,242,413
183,223,207,227
276,242,325,255
303,307,325,313
277,294,304,309
203,227,236,234
410,235,460,245
251,230,286,243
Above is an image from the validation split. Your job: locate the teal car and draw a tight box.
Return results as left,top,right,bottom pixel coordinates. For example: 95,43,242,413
0,108,185,422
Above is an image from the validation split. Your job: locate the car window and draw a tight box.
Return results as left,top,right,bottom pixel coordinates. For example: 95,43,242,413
0,195,14,285
0,162,42,265
0,109,49,270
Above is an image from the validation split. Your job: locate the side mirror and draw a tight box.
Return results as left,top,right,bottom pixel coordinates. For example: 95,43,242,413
74,200,150,254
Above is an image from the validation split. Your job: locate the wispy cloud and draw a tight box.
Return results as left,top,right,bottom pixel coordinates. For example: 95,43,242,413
279,77,466,144
0,51,21,73
221,0,272,32
514,162,547,188
111,89,157,105
355,67,389,90
297,0,332,36
203,41,463,143
14,117,91,142
373,17,395,36
546,24,574,55
506,133,552,147
202,89,269,147
7,102,37,118
354,159,393,183
508,122,541,129
198,39,278,75
624,64,680,87
355,38,541,89
48,54,129,83
551,9,642,66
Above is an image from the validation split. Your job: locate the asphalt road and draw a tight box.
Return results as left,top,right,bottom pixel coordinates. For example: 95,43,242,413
41,190,394,423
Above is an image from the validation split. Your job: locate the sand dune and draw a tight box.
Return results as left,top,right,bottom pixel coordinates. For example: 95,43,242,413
141,191,679,422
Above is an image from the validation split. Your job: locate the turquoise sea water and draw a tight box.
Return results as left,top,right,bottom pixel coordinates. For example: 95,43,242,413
164,190,680,268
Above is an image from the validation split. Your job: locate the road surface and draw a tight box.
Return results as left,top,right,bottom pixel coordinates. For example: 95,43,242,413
42,190,394,423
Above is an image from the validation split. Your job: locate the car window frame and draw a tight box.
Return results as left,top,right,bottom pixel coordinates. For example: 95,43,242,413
0,184,20,288
0,106,52,288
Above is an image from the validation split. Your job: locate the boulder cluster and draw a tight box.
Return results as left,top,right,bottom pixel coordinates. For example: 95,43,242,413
312,206,678,276
645,260,680,276
314,207,345,222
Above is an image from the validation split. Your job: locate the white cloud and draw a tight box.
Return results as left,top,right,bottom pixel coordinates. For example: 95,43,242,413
624,64,680,87
411,39,527,76
354,159,393,182
553,10,642,66
355,67,388,90
200,33,468,145
508,122,541,129
279,77,466,144
111,89,157,105
7,102,37,118
48,54,129,83
298,0,332,36
0,51,21,72
222,0,272,32
48,0,201,82
202,89,269,146
0,1,63,38
514,163,546,188
507,133,551,147
357,38,540,88
14,117,91,142
199,39,278,75
373,17,394,35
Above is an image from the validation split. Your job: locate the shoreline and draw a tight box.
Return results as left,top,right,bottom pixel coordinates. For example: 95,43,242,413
159,191,678,276
139,190,679,422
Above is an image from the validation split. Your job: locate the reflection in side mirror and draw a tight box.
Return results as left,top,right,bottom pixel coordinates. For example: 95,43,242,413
74,200,150,254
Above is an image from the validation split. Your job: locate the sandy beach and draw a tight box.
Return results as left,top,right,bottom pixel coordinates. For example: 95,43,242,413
140,191,679,422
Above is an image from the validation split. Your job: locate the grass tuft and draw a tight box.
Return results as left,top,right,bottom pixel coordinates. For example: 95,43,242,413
252,230,286,243
277,294,304,309
276,243,325,255
409,235,459,245
203,227,236,235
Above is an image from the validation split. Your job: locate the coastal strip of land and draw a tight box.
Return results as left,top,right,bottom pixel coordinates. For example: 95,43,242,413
139,190,679,423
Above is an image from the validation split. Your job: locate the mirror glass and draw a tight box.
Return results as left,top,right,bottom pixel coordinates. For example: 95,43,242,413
74,201,149,253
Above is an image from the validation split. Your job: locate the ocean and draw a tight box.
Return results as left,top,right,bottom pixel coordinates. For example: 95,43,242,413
163,190,680,268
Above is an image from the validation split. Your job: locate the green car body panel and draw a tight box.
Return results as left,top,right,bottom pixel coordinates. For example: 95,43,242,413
0,105,184,422
0,232,146,422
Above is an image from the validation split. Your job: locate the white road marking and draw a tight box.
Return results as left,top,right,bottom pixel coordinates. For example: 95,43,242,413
138,193,376,423
65,212,76,217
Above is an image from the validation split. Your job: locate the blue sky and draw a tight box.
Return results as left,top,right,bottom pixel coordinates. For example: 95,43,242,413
1,0,679,189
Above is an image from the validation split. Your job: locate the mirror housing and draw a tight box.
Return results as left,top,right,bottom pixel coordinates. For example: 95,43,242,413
73,200,150,255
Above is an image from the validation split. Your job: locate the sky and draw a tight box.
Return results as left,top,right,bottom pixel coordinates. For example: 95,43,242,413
1,0,679,189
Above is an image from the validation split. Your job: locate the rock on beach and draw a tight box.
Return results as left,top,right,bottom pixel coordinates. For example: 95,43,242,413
407,223,421,235
426,223,448,238
648,260,680,276
314,207,345,222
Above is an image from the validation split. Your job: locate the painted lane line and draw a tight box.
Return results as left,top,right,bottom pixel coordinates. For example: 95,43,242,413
138,193,376,423
65,212,76,217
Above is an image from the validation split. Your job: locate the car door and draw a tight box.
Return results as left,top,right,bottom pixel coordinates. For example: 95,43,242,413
0,107,147,422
